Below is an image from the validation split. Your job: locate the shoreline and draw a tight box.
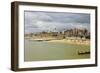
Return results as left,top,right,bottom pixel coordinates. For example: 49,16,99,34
25,37,90,45
47,39,90,45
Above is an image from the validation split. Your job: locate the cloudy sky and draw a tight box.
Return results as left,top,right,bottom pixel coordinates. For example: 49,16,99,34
24,11,90,33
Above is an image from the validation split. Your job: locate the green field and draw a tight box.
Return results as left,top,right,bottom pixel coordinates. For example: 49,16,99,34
24,39,90,61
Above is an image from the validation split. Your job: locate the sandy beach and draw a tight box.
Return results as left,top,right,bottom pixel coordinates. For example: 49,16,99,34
48,39,90,45
25,36,90,45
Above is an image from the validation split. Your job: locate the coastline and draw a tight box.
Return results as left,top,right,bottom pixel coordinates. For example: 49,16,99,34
47,39,90,45
25,37,90,45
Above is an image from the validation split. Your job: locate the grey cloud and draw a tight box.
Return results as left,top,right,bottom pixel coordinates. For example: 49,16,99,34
24,11,90,33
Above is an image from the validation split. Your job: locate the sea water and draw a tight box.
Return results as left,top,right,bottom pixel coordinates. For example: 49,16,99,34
24,39,90,61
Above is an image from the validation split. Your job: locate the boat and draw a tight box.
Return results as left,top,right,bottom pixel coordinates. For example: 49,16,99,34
78,51,90,55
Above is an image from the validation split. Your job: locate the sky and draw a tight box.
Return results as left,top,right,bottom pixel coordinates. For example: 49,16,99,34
24,11,90,33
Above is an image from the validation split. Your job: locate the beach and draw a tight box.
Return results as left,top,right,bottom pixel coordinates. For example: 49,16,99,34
25,37,90,45
48,39,90,45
